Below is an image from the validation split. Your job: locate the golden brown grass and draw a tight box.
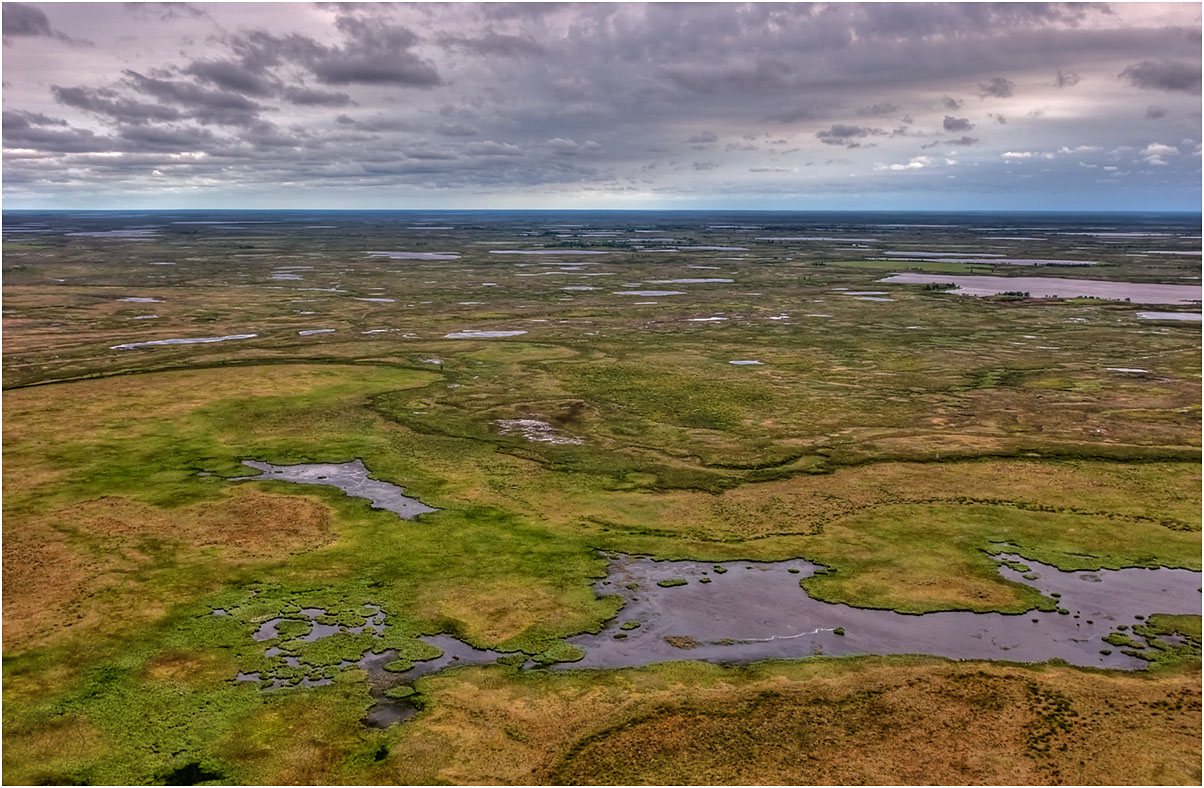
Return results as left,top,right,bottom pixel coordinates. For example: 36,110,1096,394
2,488,334,650
367,658,1202,786
415,581,572,643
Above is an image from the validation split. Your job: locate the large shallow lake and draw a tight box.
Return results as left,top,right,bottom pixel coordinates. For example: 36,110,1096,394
881,273,1203,304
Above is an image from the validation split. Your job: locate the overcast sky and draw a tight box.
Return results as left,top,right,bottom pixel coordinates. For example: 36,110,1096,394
3,2,1200,210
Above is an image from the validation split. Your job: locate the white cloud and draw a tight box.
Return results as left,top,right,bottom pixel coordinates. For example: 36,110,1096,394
1142,142,1180,157
877,155,933,171
1142,142,1181,166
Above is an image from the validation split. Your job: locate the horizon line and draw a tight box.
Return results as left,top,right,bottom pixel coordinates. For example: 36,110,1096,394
5,207,1202,215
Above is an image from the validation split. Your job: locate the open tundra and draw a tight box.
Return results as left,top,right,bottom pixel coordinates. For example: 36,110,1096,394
3,210,1201,785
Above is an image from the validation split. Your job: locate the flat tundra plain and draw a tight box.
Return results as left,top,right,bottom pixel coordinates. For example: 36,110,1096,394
2,210,1200,785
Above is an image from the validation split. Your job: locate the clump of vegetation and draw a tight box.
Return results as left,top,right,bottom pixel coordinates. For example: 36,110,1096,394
273,619,313,639
657,578,688,588
833,627,846,636
384,659,414,673
536,642,585,664
620,620,641,631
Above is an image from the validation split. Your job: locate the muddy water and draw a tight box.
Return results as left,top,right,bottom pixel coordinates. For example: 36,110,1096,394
563,554,1201,671
231,460,437,519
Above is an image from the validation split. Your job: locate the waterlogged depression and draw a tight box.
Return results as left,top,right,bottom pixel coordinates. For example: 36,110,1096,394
882,273,1203,304
230,460,437,519
225,543,1200,729
565,553,1202,672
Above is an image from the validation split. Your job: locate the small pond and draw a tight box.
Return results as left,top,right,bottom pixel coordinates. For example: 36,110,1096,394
230,460,437,519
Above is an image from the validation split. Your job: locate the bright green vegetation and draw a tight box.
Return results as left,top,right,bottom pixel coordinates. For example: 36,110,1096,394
536,642,586,664
1107,614,1204,670
1147,614,1203,641
656,578,689,588
3,213,1199,784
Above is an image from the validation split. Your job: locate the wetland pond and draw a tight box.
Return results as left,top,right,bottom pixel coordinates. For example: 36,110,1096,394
564,554,1200,672
228,547,1200,728
223,462,1201,726
230,460,437,519
881,273,1202,304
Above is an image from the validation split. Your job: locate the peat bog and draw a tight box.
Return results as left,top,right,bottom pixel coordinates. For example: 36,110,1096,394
3,210,1200,785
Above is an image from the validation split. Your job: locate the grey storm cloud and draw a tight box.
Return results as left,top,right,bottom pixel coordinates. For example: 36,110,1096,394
118,124,218,151
217,14,443,88
2,1,85,43
857,103,901,117
123,3,209,22
334,114,415,132
1145,105,1168,119
816,124,885,148
465,140,523,157
3,123,108,152
1119,60,1202,94
2,2,53,37
2,2,1200,209
765,104,833,124
924,135,979,148
978,77,1016,98
280,86,352,107
544,138,602,156
305,15,442,86
1054,68,1081,88
3,109,67,128
52,85,183,125
121,70,264,125
436,32,545,57
435,122,480,137
185,59,276,97
401,146,458,161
